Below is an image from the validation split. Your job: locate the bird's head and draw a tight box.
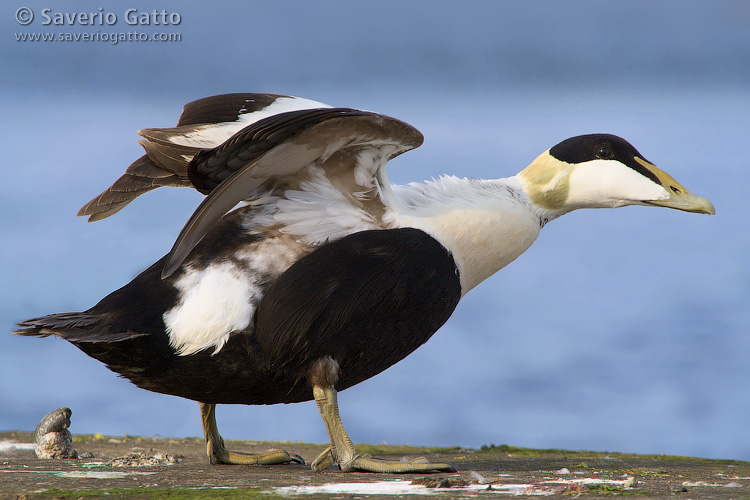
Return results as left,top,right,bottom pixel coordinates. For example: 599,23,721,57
518,134,715,216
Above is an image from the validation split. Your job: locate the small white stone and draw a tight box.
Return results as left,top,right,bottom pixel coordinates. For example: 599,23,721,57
470,470,488,483
623,476,637,488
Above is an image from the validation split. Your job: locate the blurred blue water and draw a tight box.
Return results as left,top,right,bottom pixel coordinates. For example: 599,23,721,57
2,1,748,460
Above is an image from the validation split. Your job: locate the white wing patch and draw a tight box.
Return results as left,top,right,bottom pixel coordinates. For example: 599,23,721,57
163,96,332,149
163,263,258,355
274,167,379,244
272,145,399,245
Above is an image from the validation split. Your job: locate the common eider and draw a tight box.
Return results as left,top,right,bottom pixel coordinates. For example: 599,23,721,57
15,93,715,473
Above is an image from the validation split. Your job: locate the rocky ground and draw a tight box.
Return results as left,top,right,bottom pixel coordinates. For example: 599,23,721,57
1,431,748,499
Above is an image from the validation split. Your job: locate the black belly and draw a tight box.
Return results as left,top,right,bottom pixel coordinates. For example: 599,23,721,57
76,227,462,405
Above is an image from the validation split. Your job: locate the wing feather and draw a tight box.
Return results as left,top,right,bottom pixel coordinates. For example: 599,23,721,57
161,109,423,277
176,93,285,127
78,93,330,220
77,155,191,221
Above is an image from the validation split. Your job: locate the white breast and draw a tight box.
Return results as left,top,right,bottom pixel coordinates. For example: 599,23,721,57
387,176,543,294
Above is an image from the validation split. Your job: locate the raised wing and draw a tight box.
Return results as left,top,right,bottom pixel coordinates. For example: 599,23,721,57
162,108,423,277
77,93,330,221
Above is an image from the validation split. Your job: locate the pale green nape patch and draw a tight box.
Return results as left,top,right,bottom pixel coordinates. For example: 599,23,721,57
518,151,572,210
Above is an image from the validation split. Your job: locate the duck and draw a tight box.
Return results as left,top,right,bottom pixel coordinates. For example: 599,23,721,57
15,93,715,473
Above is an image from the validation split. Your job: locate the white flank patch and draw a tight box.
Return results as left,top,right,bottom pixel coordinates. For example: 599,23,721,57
270,480,552,496
164,263,256,355
0,440,36,453
165,96,332,148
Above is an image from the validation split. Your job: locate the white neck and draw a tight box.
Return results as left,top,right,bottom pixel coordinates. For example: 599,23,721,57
384,175,546,295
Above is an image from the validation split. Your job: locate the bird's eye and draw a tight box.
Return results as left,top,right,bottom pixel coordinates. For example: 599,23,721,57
596,146,614,159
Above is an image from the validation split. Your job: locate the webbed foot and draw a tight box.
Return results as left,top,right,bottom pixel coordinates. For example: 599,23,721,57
200,402,304,466
312,387,456,473
311,446,454,472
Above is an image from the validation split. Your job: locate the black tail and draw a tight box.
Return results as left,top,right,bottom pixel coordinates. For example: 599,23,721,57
13,312,147,343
